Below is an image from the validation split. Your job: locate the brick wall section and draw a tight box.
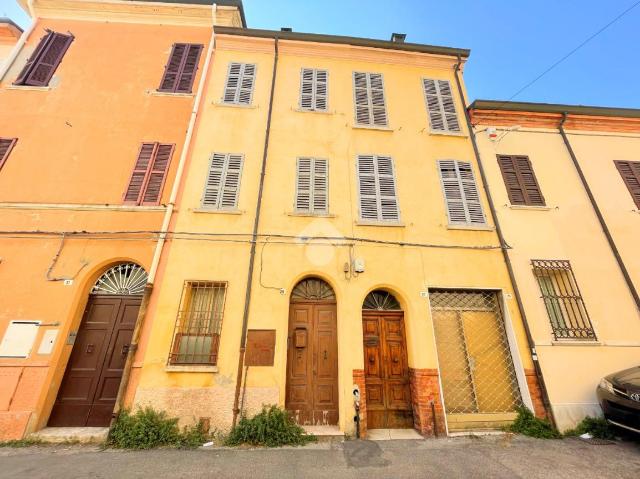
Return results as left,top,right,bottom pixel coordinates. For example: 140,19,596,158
352,369,367,438
409,368,446,437
525,368,548,419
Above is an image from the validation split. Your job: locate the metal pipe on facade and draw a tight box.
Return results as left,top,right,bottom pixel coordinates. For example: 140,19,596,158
453,56,556,427
111,4,219,421
0,0,37,82
232,36,280,427
558,113,640,311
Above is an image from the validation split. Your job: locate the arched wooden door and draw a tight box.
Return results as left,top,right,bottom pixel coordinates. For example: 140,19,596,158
362,290,413,429
285,278,338,426
48,264,147,427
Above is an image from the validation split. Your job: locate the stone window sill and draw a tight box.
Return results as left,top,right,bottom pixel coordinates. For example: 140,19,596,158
352,124,394,132
5,85,51,92
294,107,333,115
165,364,219,373
213,101,257,109
287,211,336,218
356,220,405,227
507,204,554,211
551,340,601,347
192,208,244,215
446,224,494,231
149,90,194,98
428,130,467,138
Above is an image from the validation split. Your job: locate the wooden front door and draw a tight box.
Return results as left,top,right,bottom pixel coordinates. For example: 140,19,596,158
363,311,413,429
286,301,338,425
48,295,141,427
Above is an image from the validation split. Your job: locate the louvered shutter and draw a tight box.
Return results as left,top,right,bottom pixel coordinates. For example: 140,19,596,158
141,144,174,205
202,153,243,209
295,158,328,213
223,63,256,105
0,138,17,170
14,31,73,87
353,72,388,126
423,79,460,132
357,155,399,222
615,160,640,209
497,155,545,206
158,43,203,94
438,160,486,225
124,143,174,205
299,69,328,111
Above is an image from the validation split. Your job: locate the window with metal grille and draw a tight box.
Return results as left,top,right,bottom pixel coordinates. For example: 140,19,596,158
123,142,174,206
169,281,226,365
614,160,640,209
0,138,17,171
158,43,203,94
422,79,460,133
356,155,400,222
437,160,486,225
14,30,74,87
201,153,243,210
222,62,256,105
295,157,328,214
299,68,328,111
353,72,388,127
497,155,545,206
532,260,596,341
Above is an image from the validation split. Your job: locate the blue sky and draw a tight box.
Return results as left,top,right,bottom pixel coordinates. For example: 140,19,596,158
3,0,639,107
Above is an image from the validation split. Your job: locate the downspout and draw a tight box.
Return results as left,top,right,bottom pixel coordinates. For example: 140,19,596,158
232,36,279,427
111,5,218,422
453,55,556,427
559,113,640,311
0,0,37,82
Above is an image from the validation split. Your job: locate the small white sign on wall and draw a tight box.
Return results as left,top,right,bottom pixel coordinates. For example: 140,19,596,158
0,321,40,358
37,329,58,355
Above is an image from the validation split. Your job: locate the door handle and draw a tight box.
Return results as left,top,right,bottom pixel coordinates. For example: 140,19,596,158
393,357,399,363
369,355,375,363
86,344,94,354
121,344,130,356
324,350,327,360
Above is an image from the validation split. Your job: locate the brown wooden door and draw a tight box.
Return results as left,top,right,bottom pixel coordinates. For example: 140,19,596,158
363,311,412,429
286,302,338,425
48,295,141,427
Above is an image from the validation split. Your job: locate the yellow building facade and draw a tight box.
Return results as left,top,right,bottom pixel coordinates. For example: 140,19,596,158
130,28,543,437
470,101,640,431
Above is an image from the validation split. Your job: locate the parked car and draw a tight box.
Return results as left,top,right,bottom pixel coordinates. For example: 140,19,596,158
597,366,640,434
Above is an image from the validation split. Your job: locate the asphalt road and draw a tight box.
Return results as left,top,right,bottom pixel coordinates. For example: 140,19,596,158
1,435,639,478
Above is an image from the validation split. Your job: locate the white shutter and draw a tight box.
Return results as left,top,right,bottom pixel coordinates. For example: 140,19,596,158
299,68,328,111
353,72,388,126
223,63,256,105
423,79,460,132
295,157,328,214
438,160,485,225
357,155,399,222
202,153,243,209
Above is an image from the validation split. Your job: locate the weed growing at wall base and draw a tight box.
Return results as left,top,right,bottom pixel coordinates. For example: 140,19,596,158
563,416,616,440
508,406,561,439
225,405,317,447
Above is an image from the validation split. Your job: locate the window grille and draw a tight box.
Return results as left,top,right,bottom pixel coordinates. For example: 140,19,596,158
531,260,596,340
169,281,227,365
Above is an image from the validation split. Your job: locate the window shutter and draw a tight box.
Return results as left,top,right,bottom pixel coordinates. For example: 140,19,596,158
353,72,388,126
299,68,328,111
295,158,328,213
14,31,73,87
423,79,460,132
124,142,174,205
497,155,545,206
158,43,203,94
202,153,244,209
0,138,17,171
357,155,399,222
223,63,256,105
615,160,640,209
438,160,486,225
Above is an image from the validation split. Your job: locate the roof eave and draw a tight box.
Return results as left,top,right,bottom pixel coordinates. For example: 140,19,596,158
469,99,640,119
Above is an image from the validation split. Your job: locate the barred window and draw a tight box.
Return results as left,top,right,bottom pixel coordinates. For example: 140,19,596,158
169,281,226,365
532,260,596,341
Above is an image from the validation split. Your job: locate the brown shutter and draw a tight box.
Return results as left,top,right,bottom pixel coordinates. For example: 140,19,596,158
158,43,203,94
123,143,174,205
497,155,545,206
0,138,18,171
14,31,73,87
615,160,640,209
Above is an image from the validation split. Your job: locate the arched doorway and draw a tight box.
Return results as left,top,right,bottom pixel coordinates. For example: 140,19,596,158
362,289,412,429
48,263,147,427
285,278,338,426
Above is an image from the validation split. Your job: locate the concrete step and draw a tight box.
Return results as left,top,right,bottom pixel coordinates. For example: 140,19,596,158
302,425,344,442
367,428,424,441
29,427,109,444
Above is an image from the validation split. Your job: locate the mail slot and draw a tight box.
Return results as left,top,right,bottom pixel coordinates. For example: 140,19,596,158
294,328,307,348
